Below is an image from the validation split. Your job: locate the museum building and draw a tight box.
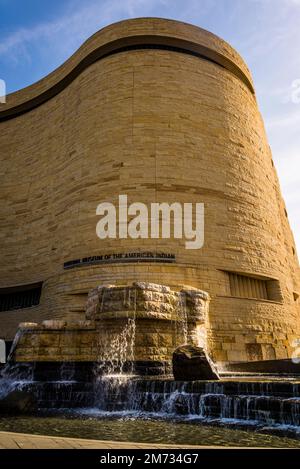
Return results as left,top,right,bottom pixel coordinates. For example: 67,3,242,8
0,18,299,364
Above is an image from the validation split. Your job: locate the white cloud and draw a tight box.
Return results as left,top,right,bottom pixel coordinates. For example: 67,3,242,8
272,147,300,253
265,110,300,130
0,0,167,61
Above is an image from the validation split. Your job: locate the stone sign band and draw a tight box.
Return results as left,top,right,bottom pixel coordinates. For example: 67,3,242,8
63,252,176,269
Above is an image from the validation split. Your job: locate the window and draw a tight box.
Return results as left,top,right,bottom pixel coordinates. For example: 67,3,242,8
227,272,282,302
0,283,42,312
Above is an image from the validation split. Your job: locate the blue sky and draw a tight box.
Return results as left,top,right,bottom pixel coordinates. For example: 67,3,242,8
0,0,299,252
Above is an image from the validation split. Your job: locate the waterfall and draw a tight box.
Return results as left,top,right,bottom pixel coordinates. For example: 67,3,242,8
0,363,33,396
93,318,136,411
1,282,300,434
177,292,188,345
2,358,300,432
95,318,136,378
93,286,137,410
74,379,300,429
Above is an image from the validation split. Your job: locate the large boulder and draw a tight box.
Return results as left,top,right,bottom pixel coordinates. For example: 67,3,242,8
172,344,219,381
0,389,37,414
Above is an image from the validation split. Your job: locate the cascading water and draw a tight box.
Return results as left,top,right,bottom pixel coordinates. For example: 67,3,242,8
176,292,188,345
95,318,136,378
0,362,34,399
2,360,300,433
1,283,300,437
93,318,136,411
68,379,300,431
93,286,137,410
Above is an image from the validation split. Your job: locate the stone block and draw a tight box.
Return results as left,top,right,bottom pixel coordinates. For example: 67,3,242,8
172,344,219,380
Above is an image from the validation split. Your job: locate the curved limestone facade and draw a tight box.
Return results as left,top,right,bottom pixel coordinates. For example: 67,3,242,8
0,17,299,364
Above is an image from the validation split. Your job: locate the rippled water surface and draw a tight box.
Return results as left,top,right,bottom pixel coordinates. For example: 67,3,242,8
1,412,300,448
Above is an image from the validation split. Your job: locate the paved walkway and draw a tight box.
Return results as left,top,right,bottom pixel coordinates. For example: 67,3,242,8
0,431,217,449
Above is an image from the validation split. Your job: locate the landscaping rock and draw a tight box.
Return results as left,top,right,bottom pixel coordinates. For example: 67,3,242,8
172,344,219,381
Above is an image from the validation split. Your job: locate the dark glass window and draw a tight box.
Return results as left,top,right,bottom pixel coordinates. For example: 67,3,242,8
0,283,42,312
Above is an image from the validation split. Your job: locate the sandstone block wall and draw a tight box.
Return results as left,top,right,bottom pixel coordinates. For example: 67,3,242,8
11,282,209,365
0,18,299,363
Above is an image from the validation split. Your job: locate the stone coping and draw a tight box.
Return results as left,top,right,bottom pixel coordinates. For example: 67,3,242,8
18,321,96,331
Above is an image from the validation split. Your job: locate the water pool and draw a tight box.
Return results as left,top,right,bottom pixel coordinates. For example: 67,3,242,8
1,412,300,448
